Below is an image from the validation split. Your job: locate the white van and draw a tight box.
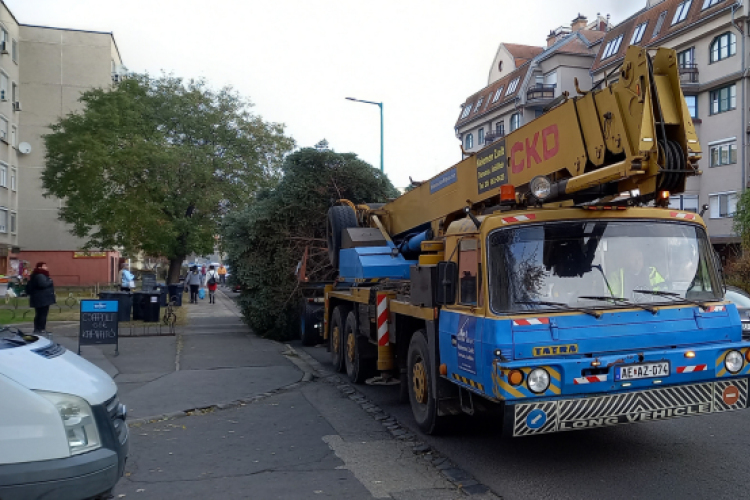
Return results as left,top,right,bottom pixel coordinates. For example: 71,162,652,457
0,328,128,500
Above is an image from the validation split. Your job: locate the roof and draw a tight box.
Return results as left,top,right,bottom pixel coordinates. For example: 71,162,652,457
504,43,545,62
592,0,736,72
455,31,602,128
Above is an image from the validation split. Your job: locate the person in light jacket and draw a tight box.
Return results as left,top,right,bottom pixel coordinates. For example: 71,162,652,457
26,262,56,334
121,263,135,292
205,265,219,304
185,266,203,304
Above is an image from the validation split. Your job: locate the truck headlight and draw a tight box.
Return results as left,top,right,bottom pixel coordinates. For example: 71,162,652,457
725,351,744,374
36,391,101,455
527,368,550,394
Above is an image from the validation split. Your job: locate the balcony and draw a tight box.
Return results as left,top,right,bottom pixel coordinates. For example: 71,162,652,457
679,63,699,84
526,84,556,101
483,130,505,145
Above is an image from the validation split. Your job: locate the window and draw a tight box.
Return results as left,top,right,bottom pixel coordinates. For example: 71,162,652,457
460,103,473,119
544,71,557,86
475,97,484,113
10,167,15,191
710,84,736,114
496,121,505,135
0,26,7,47
11,39,17,64
492,86,504,103
710,32,736,62
631,22,648,44
0,116,8,142
510,113,521,132
672,0,692,25
668,194,699,212
535,75,544,86
0,73,7,102
0,208,8,233
506,77,520,95
677,47,694,68
709,141,737,167
11,81,17,108
602,34,623,59
0,164,7,188
458,239,480,306
702,0,722,9
709,192,738,218
478,127,484,145
9,212,15,234
684,95,697,118
465,133,474,150
652,11,667,39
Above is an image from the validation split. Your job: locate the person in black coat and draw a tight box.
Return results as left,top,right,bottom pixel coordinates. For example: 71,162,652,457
26,262,56,334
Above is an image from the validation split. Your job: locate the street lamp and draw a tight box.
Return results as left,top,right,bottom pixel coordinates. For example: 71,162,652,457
345,97,383,173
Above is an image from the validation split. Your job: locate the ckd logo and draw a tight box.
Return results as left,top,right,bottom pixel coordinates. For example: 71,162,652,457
510,124,560,174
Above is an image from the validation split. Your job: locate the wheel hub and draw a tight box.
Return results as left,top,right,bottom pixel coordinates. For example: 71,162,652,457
347,332,355,363
412,360,427,404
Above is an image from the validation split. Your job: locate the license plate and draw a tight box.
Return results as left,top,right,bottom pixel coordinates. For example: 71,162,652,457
615,362,670,381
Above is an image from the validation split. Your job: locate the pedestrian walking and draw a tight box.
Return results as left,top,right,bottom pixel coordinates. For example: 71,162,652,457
201,264,206,277
218,264,227,285
25,262,56,334
205,266,220,304
186,266,203,304
120,263,135,292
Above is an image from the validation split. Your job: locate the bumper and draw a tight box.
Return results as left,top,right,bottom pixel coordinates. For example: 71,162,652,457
507,378,748,436
0,448,119,500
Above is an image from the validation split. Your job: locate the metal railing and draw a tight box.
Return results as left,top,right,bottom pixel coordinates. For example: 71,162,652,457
527,84,556,100
483,130,505,144
679,63,699,84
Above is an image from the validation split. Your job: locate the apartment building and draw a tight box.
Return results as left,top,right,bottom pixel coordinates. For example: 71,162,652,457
0,0,124,285
590,0,748,258
455,14,609,155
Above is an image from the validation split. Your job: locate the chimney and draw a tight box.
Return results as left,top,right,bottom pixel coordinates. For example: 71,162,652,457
571,13,588,32
546,30,557,47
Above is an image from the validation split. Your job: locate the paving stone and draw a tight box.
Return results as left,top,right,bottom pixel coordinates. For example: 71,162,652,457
462,484,491,495
436,461,454,470
413,444,431,454
396,433,415,441
374,414,389,421
390,429,407,436
441,468,472,482
431,457,448,466
360,403,375,410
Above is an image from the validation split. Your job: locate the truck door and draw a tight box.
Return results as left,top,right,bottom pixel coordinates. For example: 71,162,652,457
440,238,484,387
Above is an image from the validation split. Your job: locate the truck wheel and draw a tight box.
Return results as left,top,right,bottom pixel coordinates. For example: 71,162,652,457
300,301,323,347
330,306,348,372
327,205,358,269
408,329,446,434
344,311,374,384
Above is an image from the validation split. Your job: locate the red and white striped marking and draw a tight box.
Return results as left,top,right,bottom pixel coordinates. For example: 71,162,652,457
501,214,537,224
669,211,696,220
376,293,389,347
574,375,607,384
676,364,707,373
704,305,726,312
512,317,550,326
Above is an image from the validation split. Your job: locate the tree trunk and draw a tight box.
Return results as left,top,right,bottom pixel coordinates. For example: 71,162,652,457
167,256,185,284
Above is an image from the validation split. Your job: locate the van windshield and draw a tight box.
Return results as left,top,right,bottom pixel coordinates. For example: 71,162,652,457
488,220,722,314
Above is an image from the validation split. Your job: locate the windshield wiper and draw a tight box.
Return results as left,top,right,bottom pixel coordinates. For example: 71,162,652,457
578,295,658,314
516,300,601,318
632,290,711,309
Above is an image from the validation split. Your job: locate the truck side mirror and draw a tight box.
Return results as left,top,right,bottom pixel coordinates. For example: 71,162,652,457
435,261,457,305
700,204,709,217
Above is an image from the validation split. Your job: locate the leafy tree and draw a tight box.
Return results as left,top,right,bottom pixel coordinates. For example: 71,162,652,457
223,148,398,340
43,74,294,283
735,191,750,250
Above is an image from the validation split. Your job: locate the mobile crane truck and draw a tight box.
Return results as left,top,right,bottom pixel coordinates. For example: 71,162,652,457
316,46,750,436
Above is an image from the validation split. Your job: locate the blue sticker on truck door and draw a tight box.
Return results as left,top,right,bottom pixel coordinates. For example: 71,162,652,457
456,316,477,374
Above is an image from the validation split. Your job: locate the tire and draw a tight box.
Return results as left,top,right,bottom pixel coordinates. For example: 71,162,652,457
327,205,358,269
330,305,349,372
407,329,446,434
344,311,374,384
300,301,323,346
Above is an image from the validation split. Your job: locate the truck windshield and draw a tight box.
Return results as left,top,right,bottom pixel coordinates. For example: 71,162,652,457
488,220,722,314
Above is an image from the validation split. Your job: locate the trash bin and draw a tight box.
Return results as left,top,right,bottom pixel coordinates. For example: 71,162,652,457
132,291,160,322
98,291,132,322
155,284,168,307
167,284,183,307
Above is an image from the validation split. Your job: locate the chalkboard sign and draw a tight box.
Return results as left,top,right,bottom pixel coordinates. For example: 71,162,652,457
141,273,157,292
79,300,119,355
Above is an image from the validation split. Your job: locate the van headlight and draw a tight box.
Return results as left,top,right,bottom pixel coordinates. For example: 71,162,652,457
35,391,101,455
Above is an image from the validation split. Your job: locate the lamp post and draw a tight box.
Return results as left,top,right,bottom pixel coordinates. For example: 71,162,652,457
345,97,383,172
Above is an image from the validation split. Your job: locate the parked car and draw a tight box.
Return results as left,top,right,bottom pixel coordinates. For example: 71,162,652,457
725,286,750,334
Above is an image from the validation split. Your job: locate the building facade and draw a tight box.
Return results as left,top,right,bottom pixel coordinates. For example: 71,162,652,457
455,14,609,156
589,0,748,257
0,0,124,285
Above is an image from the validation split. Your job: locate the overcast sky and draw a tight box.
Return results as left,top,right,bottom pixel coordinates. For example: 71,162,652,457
7,0,635,189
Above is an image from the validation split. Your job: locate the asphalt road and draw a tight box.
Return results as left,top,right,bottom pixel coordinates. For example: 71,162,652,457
297,342,750,500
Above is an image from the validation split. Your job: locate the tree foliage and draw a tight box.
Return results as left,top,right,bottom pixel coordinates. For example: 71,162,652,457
223,148,399,340
43,74,294,282
734,190,750,250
